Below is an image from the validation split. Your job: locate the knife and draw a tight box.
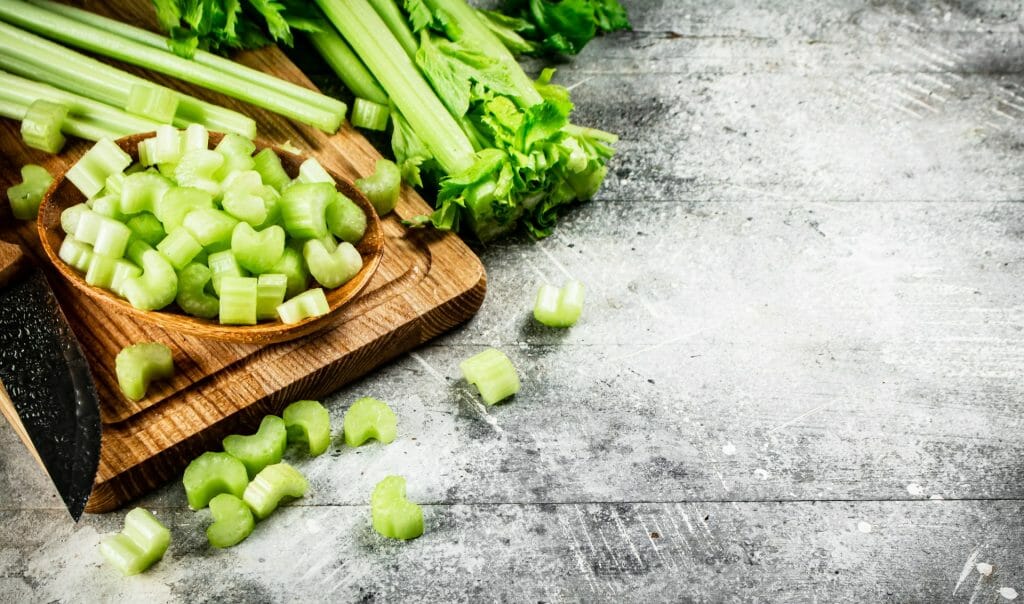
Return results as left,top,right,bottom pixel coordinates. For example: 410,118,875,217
0,237,101,520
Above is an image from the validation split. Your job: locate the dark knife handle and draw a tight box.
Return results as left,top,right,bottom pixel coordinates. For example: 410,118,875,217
0,239,26,288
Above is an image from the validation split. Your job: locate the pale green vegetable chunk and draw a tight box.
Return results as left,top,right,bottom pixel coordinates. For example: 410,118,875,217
115,341,173,401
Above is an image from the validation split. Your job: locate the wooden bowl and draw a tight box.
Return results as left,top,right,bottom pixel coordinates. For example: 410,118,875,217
37,132,385,345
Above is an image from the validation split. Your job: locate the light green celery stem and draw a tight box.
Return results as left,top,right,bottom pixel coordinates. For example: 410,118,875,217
307,29,388,106
564,123,619,143
0,0,342,132
0,23,255,136
0,96,125,141
0,71,163,134
26,0,347,120
366,0,418,59
316,0,475,175
422,0,542,107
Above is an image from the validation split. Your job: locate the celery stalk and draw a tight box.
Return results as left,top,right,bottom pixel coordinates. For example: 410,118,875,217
307,29,388,106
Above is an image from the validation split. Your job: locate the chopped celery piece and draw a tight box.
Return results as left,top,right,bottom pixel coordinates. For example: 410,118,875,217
206,493,255,548
126,238,153,265
89,194,123,221
459,348,520,406
182,124,209,152
115,341,173,401
175,263,219,319
21,99,66,153
123,249,178,310
85,255,137,290
218,275,258,325
156,227,203,270
110,259,143,297
125,83,178,124
231,223,285,274
149,125,183,164
280,182,333,240
276,288,329,325
282,400,331,456
296,158,334,184
223,415,288,479
242,462,308,520
74,209,132,258
155,186,214,232
326,193,367,243
98,508,170,576
66,138,131,198
214,133,256,180
256,273,288,320
102,172,127,198
303,239,362,289
182,451,248,510
126,213,166,246
351,98,389,131
533,280,584,328
253,186,282,230
343,397,397,447
120,171,172,215
58,236,92,272
371,476,423,541
183,208,238,249
355,158,400,216
221,171,269,226
175,149,224,196
253,148,290,191
207,250,247,296
137,138,156,166
270,247,309,299
6,164,52,220
60,203,87,236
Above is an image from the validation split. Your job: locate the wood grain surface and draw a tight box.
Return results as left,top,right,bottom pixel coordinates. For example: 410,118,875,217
1,0,1023,601
0,1,485,513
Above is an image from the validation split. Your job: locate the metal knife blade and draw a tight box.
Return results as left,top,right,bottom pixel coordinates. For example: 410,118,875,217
0,249,101,521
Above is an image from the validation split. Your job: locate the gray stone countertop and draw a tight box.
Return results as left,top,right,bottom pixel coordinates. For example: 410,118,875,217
2,1,1023,601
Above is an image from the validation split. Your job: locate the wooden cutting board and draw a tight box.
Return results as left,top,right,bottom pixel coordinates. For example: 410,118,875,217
0,2,485,513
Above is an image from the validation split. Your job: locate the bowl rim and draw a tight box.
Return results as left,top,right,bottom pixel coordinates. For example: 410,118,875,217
36,131,385,345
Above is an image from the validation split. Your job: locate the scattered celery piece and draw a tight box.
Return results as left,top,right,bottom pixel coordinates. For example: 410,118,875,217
303,239,362,289
115,341,173,401
355,158,400,216
183,208,238,249
120,172,172,215
125,83,178,124
218,275,258,325
207,250,247,296
296,158,334,184
98,508,170,576
175,262,219,319
371,476,423,540
282,400,331,456
326,193,367,243
533,280,584,327
20,98,66,153
276,288,330,325
343,397,396,447
253,148,290,191
351,98,389,131
126,213,167,246
270,247,309,299
6,164,52,220
280,182,333,240
256,273,288,320
156,227,203,270
122,249,178,310
182,451,248,510
58,236,92,272
155,186,213,232
223,415,288,479
242,462,308,520
65,138,131,198
206,493,255,548
459,348,520,405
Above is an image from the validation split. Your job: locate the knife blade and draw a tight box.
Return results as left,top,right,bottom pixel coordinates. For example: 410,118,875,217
0,238,101,521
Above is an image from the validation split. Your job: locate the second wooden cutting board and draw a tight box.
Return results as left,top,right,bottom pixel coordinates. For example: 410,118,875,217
0,0,486,513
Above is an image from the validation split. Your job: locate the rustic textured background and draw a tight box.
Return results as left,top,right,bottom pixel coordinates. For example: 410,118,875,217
2,0,1024,601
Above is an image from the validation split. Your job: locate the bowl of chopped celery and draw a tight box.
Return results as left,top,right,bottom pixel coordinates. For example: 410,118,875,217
36,127,385,345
